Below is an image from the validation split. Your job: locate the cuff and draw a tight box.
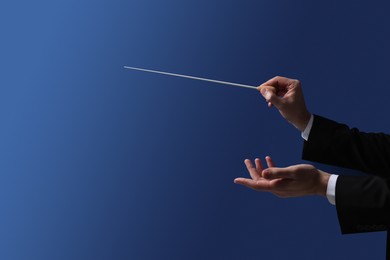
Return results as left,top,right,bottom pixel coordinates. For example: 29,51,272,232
326,174,338,205
301,114,314,141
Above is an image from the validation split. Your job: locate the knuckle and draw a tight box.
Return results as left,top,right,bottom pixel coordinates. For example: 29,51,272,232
292,79,301,87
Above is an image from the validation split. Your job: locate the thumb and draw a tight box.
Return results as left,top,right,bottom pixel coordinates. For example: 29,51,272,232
258,85,283,108
262,168,294,180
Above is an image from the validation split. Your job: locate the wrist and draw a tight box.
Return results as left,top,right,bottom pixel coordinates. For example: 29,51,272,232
295,110,311,132
316,170,331,197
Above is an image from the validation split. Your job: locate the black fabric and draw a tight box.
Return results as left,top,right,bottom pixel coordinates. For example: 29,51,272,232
302,115,390,258
388,232,390,260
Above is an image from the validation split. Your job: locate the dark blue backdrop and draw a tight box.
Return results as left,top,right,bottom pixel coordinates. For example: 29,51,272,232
1,1,390,259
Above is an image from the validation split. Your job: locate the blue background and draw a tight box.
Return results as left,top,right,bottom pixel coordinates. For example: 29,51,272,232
1,0,390,259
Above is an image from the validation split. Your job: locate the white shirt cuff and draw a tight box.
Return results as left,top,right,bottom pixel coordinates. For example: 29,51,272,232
301,114,314,141
326,174,338,205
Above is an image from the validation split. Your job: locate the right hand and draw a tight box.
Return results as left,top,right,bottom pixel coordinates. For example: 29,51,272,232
258,76,311,132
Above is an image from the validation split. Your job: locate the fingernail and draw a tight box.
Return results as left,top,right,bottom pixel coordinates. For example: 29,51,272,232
264,90,272,100
261,88,271,100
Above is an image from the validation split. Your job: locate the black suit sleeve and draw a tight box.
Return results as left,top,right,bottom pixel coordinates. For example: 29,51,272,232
335,175,390,234
302,115,390,234
302,115,390,178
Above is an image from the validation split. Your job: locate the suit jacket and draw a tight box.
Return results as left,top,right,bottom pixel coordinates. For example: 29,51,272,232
301,115,390,258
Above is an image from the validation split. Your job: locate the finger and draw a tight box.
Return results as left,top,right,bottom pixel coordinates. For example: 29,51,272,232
260,76,292,90
234,178,255,187
265,89,283,108
244,159,261,180
259,76,298,98
262,167,295,180
234,178,271,191
255,158,263,172
265,156,276,168
258,85,283,108
258,85,275,101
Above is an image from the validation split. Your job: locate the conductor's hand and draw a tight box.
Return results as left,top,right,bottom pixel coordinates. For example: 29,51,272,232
258,76,311,132
234,157,330,197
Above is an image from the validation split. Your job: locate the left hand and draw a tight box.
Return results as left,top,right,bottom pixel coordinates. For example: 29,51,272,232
234,157,330,198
